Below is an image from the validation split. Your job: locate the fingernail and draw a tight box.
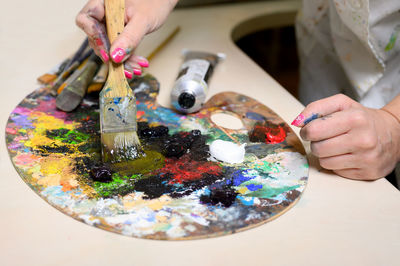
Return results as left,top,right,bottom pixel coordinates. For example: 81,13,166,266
111,47,126,63
133,68,142,76
291,114,305,127
124,70,133,79
137,57,149,67
100,49,109,63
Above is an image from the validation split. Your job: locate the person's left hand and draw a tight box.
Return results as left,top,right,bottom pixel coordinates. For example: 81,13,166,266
75,0,178,79
291,94,400,180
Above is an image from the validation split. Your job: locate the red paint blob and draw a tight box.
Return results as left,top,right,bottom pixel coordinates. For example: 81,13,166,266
95,37,103,47
266,126,286,144
249,123,286,144
159,154,222,183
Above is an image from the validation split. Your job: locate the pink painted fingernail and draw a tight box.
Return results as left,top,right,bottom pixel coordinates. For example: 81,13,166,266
100,49,109,63
133,69,142,76
124,70,133,79
137,57,149,67
111,47,126,63
291,114,305,127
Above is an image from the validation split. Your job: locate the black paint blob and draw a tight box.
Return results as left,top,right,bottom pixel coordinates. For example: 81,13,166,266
200,186,238,207
90,166,113,182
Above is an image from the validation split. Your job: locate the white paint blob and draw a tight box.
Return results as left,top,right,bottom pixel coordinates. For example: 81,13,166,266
209,139,246,164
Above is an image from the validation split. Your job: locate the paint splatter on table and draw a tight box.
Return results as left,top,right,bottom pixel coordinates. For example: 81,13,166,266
5,74,308,240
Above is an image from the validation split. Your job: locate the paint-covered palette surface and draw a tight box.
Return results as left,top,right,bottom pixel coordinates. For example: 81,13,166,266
6,74,308,240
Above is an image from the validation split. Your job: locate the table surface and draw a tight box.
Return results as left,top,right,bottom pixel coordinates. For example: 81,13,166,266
1,1,399,266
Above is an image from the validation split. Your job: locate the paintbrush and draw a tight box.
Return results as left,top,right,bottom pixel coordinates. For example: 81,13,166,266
87,63,108,93
37,57,70,84
56,57,89,95
100,0,143,163
56,53,102,112
50,40,90,96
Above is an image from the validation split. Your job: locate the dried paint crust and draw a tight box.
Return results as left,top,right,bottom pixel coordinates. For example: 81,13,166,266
6,74,308,240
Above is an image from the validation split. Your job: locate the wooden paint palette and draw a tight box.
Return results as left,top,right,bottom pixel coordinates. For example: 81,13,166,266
6,74,308,240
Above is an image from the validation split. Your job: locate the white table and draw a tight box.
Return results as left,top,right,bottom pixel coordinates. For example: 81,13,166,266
1,1,399,265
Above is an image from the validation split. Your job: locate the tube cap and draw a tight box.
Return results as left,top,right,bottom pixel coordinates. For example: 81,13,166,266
178,92,196,109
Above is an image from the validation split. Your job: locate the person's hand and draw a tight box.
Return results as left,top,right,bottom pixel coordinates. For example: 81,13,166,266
76,0,177,79
291,94,400,180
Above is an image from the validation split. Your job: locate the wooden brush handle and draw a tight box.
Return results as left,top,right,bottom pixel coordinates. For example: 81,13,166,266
105,0,125,82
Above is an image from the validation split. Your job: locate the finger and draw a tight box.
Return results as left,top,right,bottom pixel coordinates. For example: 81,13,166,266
310,134,355,158
124,55,149,76
310,127,377,158
124,69,133,80
130,54,149,68
291,94,357,127
299,109,354,141
124,62,142,77
333,169,384,181
76,0,110,62
109,17,148,63
333,169,365,180
318,154,357,170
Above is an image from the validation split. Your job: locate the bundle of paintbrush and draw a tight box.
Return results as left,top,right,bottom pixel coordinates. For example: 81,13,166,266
38,39,107,112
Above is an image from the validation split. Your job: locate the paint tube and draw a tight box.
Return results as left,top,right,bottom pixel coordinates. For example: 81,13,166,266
171,50,225,113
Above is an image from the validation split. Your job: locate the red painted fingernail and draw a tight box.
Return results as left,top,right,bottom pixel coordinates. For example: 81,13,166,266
133,69,142,76
137,57,149,67
138,61,149,68
100,49,109,63
124,70,133,79
111,47,126,63
291,114,305,127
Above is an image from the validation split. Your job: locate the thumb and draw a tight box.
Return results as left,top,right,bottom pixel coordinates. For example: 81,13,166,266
109,18,147,64
291,94,356,127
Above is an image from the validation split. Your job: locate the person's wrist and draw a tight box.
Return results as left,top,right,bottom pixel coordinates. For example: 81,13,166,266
381,106,400,125
379,108,400,162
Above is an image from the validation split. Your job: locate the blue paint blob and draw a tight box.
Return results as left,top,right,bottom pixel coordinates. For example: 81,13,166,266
245,112,266,121
145,212,156,222
237,195,255,206
11,115,34,128
303,113,319,125
246,184,263,191
137,103,182,128
108,108,114,112
231,170,256,186
113,97,122,104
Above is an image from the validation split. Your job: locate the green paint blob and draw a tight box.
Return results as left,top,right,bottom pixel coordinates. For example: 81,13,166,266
46,128,90,144
243,182,300,198
254,161,280,174
205,128,249,144
92,150,165,198
385,26,400,52
154,223,173,232
93,173,141,198
110,150,165,176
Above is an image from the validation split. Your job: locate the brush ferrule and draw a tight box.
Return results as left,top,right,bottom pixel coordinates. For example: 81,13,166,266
99,94,138,133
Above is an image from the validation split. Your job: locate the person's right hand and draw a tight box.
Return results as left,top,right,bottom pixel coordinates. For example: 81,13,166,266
76,0,178,79
291,94,400,180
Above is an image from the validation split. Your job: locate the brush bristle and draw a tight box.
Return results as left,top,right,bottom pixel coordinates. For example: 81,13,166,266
101,130,144,163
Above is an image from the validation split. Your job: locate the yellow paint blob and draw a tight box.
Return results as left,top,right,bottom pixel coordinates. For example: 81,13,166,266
148,195,172,211
37,155,79,191
238,187,248,194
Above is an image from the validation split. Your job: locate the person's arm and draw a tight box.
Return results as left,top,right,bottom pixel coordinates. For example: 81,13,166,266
291,94,400,180
75,0,178,78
